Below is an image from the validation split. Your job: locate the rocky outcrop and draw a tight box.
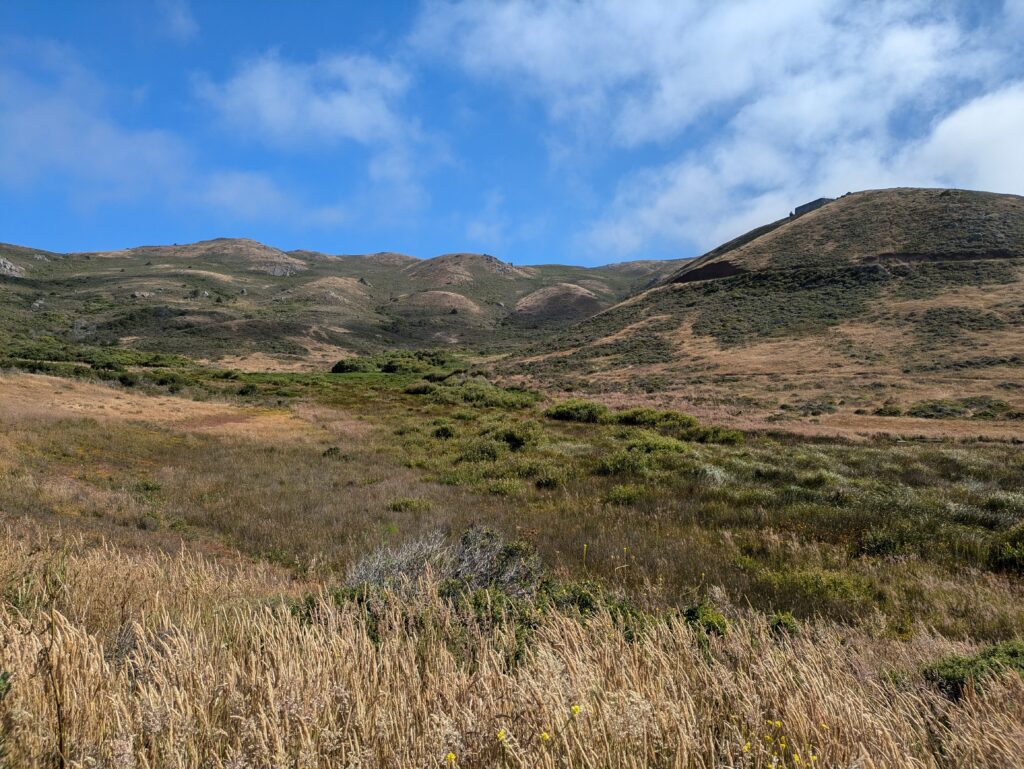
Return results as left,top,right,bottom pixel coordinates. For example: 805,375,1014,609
0,258,24,278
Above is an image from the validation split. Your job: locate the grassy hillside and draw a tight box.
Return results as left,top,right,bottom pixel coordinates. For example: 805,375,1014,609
506,188,1024,439
0,238,685,367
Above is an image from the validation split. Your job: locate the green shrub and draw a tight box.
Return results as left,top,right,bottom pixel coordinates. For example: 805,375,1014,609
623,430,690,454
404,380,438,395
431,422,456,439
687,425,744,445
387,498,433,513
457,438,506,463
331,358,378,373
613,408,699,433
906,399,970,419
487,478,524,496
606,484,645,505
236,383,259,396
596,449,653,477
481,420,540,451
684,603,728,635
769,611,800,636
434,381,538,409
858,524,923,557
544,399,610,423
988,523,1024,574
873,403,902,417
922,641,1024,699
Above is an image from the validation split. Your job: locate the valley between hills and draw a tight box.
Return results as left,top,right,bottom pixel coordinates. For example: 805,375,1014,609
2,187,1023,767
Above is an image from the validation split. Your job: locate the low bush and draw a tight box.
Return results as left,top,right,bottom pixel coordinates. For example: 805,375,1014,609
769,611,800,636
431,422,456,439
331,358,377,373
596,449,653,477
432,380,538,409
457,438,507,463
544,399,609,423
480,420,541,452
988,523,1024,574
622,429,690,455
922,641,1024,699
684,603,728,635
403,380,437,395
606,484,645,505
874,403,902,417
387,498,433,513
613,407,699,433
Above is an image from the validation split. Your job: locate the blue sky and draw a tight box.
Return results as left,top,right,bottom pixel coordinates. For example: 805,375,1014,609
1,1,1023,265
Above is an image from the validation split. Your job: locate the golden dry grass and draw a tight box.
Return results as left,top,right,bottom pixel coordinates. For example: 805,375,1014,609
1,525,1023,768
0,373,312,440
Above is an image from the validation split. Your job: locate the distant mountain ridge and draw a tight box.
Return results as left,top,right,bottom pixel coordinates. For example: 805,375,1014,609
0,236,687,365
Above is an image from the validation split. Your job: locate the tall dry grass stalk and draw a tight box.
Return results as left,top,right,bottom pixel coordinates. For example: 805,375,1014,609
1,528,1022,768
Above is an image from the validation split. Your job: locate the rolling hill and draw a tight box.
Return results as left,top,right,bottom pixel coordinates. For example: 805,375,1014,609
504,188,1024,437
0,238,686,367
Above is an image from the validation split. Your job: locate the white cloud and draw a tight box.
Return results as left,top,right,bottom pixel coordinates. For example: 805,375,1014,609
900,82,1024,193
0,42,342,225
157,0,199,44
198,52,412,147
203,171,348,225
198,51,431,214
417,0,1023,257
0,42,190,204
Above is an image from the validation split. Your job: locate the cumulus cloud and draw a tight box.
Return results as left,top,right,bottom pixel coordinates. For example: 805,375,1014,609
902,82,1024,193
198,52,412,147
416,0,1024,257
198,51,431,213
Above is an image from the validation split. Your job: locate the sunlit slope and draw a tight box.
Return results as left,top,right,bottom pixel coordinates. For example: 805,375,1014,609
506,188,1024,435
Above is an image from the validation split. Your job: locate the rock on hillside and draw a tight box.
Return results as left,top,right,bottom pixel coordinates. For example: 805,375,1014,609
0,258,24,278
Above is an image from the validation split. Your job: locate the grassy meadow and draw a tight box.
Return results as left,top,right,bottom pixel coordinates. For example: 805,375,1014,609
1,346,1023,767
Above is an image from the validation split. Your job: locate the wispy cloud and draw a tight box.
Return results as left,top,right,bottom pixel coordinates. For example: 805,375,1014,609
197,51,432,212
416,0,1024,257
0,40,189,205
156,0,199,44
0,40,339,225
197,52,411,147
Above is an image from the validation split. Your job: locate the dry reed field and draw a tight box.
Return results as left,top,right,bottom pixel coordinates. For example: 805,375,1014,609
2,525,1023,769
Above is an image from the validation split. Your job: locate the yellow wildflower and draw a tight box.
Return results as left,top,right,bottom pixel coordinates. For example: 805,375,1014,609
497,729,507,743
743,742,751,753
540,731,551,743
445,752,456,765
570,704,581,717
